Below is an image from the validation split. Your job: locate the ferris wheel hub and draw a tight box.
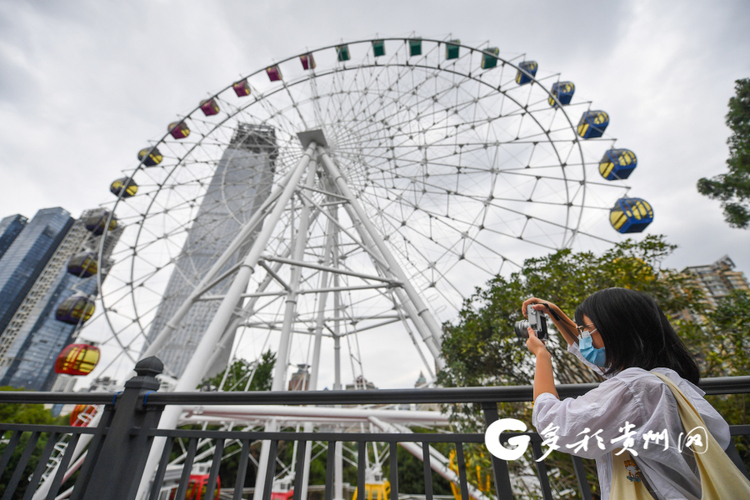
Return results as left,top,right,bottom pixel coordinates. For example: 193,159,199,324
297,129,328,149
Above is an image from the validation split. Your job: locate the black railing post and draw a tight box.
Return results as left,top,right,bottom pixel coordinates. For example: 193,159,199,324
80,356,165,500
481,402,515,500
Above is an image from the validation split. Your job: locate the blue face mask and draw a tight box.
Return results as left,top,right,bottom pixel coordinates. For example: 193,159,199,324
578,331,607,367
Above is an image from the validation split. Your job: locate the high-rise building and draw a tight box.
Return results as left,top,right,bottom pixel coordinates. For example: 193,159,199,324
288,364,310,391
0,209,122,390
144,124,276,378
683,255,749,310
0,208,74,337
0,215,28,261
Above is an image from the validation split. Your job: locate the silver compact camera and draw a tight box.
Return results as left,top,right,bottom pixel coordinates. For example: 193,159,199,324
514,304,548,340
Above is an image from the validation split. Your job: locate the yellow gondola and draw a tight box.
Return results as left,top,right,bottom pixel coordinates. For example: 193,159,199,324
110,177,138,198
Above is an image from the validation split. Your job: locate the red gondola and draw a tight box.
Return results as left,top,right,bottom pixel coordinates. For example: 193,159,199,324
55,343,100,376
266,65,282,81
169,473,221,500
69,404,98,426
233,79,251,97
199,98,220,116
300,53,315,70
168,121,190,139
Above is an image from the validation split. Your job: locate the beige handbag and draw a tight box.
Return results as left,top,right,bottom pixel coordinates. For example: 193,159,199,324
610,372,750,499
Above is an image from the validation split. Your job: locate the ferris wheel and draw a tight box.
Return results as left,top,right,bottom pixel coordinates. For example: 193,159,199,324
78,37,636,390
38,36,649,500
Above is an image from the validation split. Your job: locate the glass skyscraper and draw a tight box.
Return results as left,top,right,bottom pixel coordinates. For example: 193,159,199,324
0,215,28,261
0,208,74,338
144,124,276,378
0,209,121,390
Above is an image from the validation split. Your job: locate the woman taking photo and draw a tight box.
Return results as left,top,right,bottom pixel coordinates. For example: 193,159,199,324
522,287,750,500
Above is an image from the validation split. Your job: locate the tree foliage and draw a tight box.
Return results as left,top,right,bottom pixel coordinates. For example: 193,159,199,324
698,78,750,228
200,350,276,392
438,235,702,395
0,387,63,500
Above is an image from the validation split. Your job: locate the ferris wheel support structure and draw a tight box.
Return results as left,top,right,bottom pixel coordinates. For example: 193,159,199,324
318,148,445,363
135,141,318,500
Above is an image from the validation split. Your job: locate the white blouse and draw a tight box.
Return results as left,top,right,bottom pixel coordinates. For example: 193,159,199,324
531,344,730,500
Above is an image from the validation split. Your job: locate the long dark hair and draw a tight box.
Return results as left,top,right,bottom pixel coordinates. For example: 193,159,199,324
574,288,699,384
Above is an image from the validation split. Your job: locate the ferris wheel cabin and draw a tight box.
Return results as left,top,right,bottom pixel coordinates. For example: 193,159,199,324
83,210,117,236
409,38,422,56
336,44,350,62
549,81,575,107
481,47,499,69
372,39,386,57
54,343,100,376
199,98,220,116
599,148,638,180
67,251,98,278
300,53,316,70
577,110,609,139
266,65,282,81
610,197,654,233
137,147,163,167
445,39,460,60
55,295,95,325
110,177,138,198
516,61,538,85
233,79,251,96
168,121,190,139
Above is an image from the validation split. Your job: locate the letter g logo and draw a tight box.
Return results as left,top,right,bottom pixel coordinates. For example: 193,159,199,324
484,418,531,461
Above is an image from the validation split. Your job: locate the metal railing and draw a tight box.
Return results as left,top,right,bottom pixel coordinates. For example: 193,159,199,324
2,357,750,500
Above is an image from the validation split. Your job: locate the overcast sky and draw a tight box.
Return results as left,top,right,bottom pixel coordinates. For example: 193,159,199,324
1,1,749,387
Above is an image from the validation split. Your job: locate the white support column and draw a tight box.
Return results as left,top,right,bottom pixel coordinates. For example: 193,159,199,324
136,142,317,500
256,155,319,500
334,440,344,500
318,149,445,368
300,197,335,500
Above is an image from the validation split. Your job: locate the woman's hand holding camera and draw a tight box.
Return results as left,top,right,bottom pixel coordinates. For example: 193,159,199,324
526,326,549,358
521,297,578,347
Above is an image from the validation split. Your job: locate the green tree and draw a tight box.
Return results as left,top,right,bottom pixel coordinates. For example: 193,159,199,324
0,387,62,500
438,235,702,395
200,350,276,392
193,351,276,489
698,78,750,228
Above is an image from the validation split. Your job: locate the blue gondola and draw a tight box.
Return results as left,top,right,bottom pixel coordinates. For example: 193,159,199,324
599,149,638,180
548,81,575,107
67,252,98,278
516,61,538,85
577,110,609,139
84,210,117,236
481,47,499,69
610,198,654,233
55,295,95,325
